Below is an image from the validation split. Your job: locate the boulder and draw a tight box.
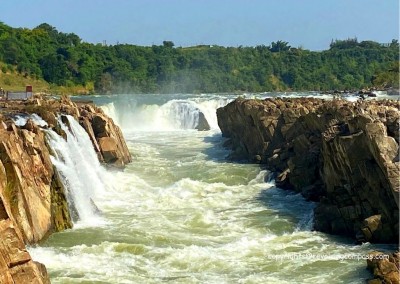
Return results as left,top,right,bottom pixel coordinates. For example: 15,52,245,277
79,112,132,168
195,112,210,131
98,137,119,163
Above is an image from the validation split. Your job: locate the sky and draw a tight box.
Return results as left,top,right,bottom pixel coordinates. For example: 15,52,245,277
0,0,398,50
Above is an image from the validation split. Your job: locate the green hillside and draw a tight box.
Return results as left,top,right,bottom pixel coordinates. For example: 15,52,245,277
0,22,398,94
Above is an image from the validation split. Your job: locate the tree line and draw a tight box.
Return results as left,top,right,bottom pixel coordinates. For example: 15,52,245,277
0,22,398,94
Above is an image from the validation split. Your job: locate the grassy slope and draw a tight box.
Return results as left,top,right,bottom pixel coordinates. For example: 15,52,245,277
0,64,92,95
0,71,50,93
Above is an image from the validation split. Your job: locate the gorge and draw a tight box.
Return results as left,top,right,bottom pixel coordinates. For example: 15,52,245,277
0,95,131,283
0,92,398,283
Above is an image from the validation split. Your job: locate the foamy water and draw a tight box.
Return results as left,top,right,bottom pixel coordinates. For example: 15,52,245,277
29,93,396,283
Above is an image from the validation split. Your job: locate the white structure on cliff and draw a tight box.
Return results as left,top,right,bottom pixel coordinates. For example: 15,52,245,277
5,85,33,100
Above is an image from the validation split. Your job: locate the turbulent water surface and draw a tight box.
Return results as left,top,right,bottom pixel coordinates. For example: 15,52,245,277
30,93,395,284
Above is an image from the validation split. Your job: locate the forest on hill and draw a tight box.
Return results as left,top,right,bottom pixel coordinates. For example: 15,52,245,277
0,22,398,94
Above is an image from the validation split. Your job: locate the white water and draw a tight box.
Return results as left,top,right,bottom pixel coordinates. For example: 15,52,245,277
13,113,48,127
101,96,229,131
29,93,396,283
45,115,110,227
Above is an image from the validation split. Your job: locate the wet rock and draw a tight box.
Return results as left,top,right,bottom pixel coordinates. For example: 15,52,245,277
217,98,399,243
367,251,399,284
0,121,72,244
0,219,50,284
98,137,119,163
86,113,131,168
195,112,210,131
0,94,131,281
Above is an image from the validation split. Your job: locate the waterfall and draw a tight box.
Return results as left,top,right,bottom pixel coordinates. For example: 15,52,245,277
101,102,120,126
100,97,231,131
13,113,48,127
45,115,109,227
161,100,200,129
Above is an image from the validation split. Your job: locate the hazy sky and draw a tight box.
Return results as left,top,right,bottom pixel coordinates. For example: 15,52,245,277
1,0,398,50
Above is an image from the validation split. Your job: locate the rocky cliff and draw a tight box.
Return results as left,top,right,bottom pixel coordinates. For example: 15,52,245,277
217,98,399,244
0,95,132,283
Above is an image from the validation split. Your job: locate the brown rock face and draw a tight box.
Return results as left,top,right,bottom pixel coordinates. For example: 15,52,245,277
0,119,72,283
217,98,399,243
366,251,399,284
98,137,120,163
0,94,132,283
84,110,132,168
0,219,50,284
1,95,132,169
0,121,72,244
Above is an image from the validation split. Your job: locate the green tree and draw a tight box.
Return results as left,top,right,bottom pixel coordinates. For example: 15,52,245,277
269,41,291,52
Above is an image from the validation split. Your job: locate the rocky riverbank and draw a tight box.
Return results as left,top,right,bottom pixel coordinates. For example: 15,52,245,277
217,97,399,243
0,95,131,283
217,97,399,281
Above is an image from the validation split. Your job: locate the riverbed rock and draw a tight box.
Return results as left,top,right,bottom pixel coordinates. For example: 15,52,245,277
0,118,69,283
0,121,72,244
366,251,399,283
0,219,50,284
61,96,132,168
195,111,211,131
1,95,132,168
0,94,132,282
217,98,399,243
80,111,132,168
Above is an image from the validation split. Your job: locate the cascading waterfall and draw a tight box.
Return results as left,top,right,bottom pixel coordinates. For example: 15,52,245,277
45,115,109,226
163,100,200,129
100,102,120,126
13,113,48,127
101,97,230,131
28,93,396,284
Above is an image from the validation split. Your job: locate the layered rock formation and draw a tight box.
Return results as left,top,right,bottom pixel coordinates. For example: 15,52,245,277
0,120,72,244
0,219,50,284
217,98,399,243
0,116,70,283
28,95,132,168
61,96,132,167
0,95,132,283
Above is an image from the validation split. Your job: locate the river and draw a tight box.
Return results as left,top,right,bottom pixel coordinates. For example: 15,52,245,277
29,93,395,284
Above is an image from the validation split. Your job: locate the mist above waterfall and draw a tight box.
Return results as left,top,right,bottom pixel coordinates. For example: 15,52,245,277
99,94,232,131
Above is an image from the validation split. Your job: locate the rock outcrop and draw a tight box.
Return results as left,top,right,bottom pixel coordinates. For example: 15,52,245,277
0,219,50,284
1,95,132,169
0,117,67,283
0,120,72,244
217,98,399,243
366,251,399,283
0,94,132,283
63,97,131,168
44,95,132,168
195,111,211,131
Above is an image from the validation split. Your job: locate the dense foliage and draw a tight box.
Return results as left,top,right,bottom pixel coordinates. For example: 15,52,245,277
0,22,398,94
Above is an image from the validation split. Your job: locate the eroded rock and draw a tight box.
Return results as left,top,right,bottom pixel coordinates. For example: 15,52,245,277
0,94,133,282
217,98,399,243
367,251,399,284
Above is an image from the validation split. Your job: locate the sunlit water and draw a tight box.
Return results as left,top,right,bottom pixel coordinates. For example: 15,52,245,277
29,93,396,284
